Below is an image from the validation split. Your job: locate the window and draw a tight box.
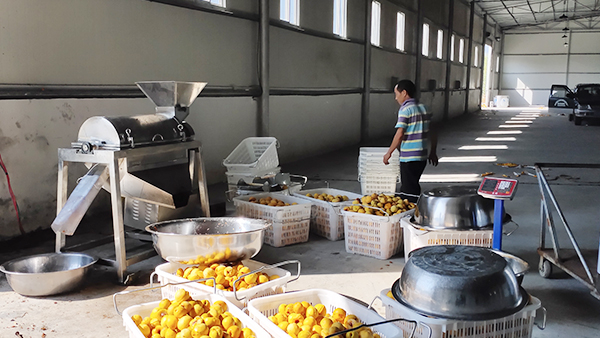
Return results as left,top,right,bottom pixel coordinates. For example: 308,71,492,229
496,56,500,72
450,34,455,61
280,0,300,26
459,38,465,63
474,46,479,67
204,0,225,7
371,1,381,46
333,0,347,38
422,23,429,56
396,12,405,51
437,29,443,59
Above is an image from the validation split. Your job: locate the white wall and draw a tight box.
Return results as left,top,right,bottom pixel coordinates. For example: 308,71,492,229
500,30,600,106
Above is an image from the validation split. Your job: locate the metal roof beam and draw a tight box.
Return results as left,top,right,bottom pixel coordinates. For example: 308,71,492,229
527,0,538,21
501,0,521,25
503,10,600,28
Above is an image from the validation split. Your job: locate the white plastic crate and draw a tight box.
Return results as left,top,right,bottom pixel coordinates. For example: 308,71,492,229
247,289,402,338
359,173,400,195
223,137,279,174
151,260,298,309
341,208,414,259
293,188,363,241
359,147,399,158
401,218,494,259
377,289,542,338
121,293,271,338
233,193,312,247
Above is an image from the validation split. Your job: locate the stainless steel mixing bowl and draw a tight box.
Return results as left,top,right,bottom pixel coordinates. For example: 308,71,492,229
491,249,529,285
414,185,504,229
145,217,271,263
0,252,97,296
392,245,527,320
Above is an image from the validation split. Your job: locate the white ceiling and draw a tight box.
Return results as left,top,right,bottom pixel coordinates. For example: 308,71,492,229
474,0,600,30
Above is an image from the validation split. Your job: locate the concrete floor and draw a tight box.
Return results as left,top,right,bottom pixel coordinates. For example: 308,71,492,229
1,107,600,337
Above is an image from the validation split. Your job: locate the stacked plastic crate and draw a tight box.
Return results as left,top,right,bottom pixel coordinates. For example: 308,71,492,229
223,137,280,192
357,147,400,195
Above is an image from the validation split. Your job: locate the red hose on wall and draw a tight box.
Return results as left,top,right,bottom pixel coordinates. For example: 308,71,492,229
0,153,25,235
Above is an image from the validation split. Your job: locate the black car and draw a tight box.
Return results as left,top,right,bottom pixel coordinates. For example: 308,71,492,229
549,83,600,125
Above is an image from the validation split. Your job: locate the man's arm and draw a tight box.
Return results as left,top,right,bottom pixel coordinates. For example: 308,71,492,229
384,127,405,165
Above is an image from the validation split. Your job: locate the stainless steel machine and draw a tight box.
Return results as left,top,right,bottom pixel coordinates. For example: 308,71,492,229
51,81,211,283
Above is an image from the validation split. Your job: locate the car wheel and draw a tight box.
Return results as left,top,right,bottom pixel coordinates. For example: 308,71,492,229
574,116,582,125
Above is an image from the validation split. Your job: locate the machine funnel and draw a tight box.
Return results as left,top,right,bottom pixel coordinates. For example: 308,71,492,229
136,81,207,120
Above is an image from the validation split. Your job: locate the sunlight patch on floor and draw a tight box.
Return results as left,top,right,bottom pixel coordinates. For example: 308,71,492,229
476,137,516,141
439,156,497,162
459,145,508,150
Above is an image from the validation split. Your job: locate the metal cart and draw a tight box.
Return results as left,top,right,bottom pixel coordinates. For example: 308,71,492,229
534,163,600,300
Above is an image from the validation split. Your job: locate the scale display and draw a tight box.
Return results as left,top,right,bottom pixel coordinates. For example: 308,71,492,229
477,177,518,200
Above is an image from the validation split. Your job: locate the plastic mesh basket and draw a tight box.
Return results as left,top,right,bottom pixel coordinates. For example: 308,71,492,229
293,188,363,241
247,289,402,338
342,209,414,259
223,137,279,174
378,289,542,338
151,260,297,309
401,218,494,258
233,193,312,247
359,173,401,196
122,294,271,338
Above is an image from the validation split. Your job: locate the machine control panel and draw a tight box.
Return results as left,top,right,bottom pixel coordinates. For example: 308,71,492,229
477,177,518,200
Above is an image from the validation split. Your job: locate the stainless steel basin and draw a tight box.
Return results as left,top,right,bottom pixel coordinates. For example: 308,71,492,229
414,185,504,229
145,217,271,263
0,253,97,296
392,245,527,320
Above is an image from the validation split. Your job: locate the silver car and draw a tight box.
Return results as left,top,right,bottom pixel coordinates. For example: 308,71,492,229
549,83,600,125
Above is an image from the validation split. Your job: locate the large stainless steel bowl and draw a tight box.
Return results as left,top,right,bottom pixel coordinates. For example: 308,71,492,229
392,245,527,320
492,249,529,285
414,185,504,229
0,253,97,296
145,217,271,263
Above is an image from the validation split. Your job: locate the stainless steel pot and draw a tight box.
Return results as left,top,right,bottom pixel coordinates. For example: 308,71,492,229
391,245,527,320
414,185,505,229
492,250,529,285
0,253,97,296
145,217,271,263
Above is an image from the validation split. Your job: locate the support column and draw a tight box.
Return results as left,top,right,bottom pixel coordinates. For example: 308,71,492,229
360,0,372,142
464,0,475,113
443,0,455,121
258,0,270,136
479,14,487,108
415,1,423,98
498,31,505,92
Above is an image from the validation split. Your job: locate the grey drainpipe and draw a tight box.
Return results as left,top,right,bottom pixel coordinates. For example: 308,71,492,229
415,1,423,98
361,0,372,142
258,0,269,136
464,0,475,113
443,0,455,121
479,14,487,108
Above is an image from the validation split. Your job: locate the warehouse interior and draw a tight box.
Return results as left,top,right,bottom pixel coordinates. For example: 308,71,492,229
1,0,600,337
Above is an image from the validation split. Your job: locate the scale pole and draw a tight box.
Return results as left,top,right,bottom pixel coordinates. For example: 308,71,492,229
493,199,504,250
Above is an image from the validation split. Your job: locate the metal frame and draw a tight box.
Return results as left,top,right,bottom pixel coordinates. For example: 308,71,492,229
54,140,210,284
534,162,600,300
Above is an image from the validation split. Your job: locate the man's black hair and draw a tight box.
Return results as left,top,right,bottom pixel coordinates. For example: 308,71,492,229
395,79,416,98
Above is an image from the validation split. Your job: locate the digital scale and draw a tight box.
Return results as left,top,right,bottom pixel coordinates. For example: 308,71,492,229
477,177,519,250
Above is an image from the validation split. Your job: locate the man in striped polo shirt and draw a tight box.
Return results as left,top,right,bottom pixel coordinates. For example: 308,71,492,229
383,80,438,202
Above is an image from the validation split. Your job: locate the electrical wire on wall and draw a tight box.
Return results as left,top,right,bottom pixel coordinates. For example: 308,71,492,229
0,153,25,235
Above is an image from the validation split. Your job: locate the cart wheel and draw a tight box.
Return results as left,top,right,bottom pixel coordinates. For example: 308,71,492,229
539,258,552,278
